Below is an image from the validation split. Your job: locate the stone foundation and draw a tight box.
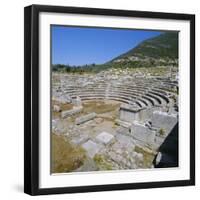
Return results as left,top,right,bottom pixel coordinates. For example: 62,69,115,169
131,121,156,146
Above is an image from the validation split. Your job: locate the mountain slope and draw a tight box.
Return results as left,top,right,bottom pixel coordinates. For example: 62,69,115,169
110,32,178,67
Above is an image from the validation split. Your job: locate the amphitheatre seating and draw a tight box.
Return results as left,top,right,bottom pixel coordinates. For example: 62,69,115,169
52,74,177,112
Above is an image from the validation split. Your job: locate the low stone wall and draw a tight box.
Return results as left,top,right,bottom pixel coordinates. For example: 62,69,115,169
61,106,83,118
75,112,96,125
115,119,131,129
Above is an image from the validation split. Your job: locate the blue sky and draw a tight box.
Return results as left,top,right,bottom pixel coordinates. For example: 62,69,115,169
51,26,161,66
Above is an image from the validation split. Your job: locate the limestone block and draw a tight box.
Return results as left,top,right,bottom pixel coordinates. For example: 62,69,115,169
131,121,156,145
82,140,103,158
61,106,83,118
119,104,148,123
53,105,61,112
71,135,89,145
119,104,140,123
95,132,114,145
152,111,177,133
115,119,131,129
75,112,96,125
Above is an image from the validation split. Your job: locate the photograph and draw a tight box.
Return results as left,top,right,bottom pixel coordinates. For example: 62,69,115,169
24,4,195,195
51,26,179,174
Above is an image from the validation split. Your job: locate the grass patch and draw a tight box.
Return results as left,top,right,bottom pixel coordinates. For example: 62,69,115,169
83,101,120,114
52,134,86,173
159,128,166,136
135,146,155,168
94,154,113,170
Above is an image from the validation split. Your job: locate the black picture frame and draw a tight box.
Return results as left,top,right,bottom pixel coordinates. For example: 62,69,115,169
24,4,195,196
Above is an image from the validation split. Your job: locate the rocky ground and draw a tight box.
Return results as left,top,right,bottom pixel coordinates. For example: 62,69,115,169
52,100,155,173
51,67,178,173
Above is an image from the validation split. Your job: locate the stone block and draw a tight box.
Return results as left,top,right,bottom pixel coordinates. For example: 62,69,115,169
131,121,156,145
82,140,102,158
152,111,177,133
95,132,114,145
115,119,131,129
75,112,96,125
71,135,89,145
53,105,61,112
61,106,83,118
119,104,148,123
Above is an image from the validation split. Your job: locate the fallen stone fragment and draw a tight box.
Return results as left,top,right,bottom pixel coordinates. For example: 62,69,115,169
115,119,131,129
61,106,83,118
75,112,96,125
53,105,61,112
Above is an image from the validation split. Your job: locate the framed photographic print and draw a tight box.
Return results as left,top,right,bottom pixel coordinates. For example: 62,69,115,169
24,4,195,195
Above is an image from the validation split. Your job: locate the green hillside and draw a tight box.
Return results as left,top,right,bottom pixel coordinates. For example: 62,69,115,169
113,32,178,61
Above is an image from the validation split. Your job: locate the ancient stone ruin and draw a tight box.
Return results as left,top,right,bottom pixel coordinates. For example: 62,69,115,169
52,68,179,172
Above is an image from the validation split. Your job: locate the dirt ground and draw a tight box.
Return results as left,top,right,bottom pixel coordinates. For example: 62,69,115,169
51,134,86,173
